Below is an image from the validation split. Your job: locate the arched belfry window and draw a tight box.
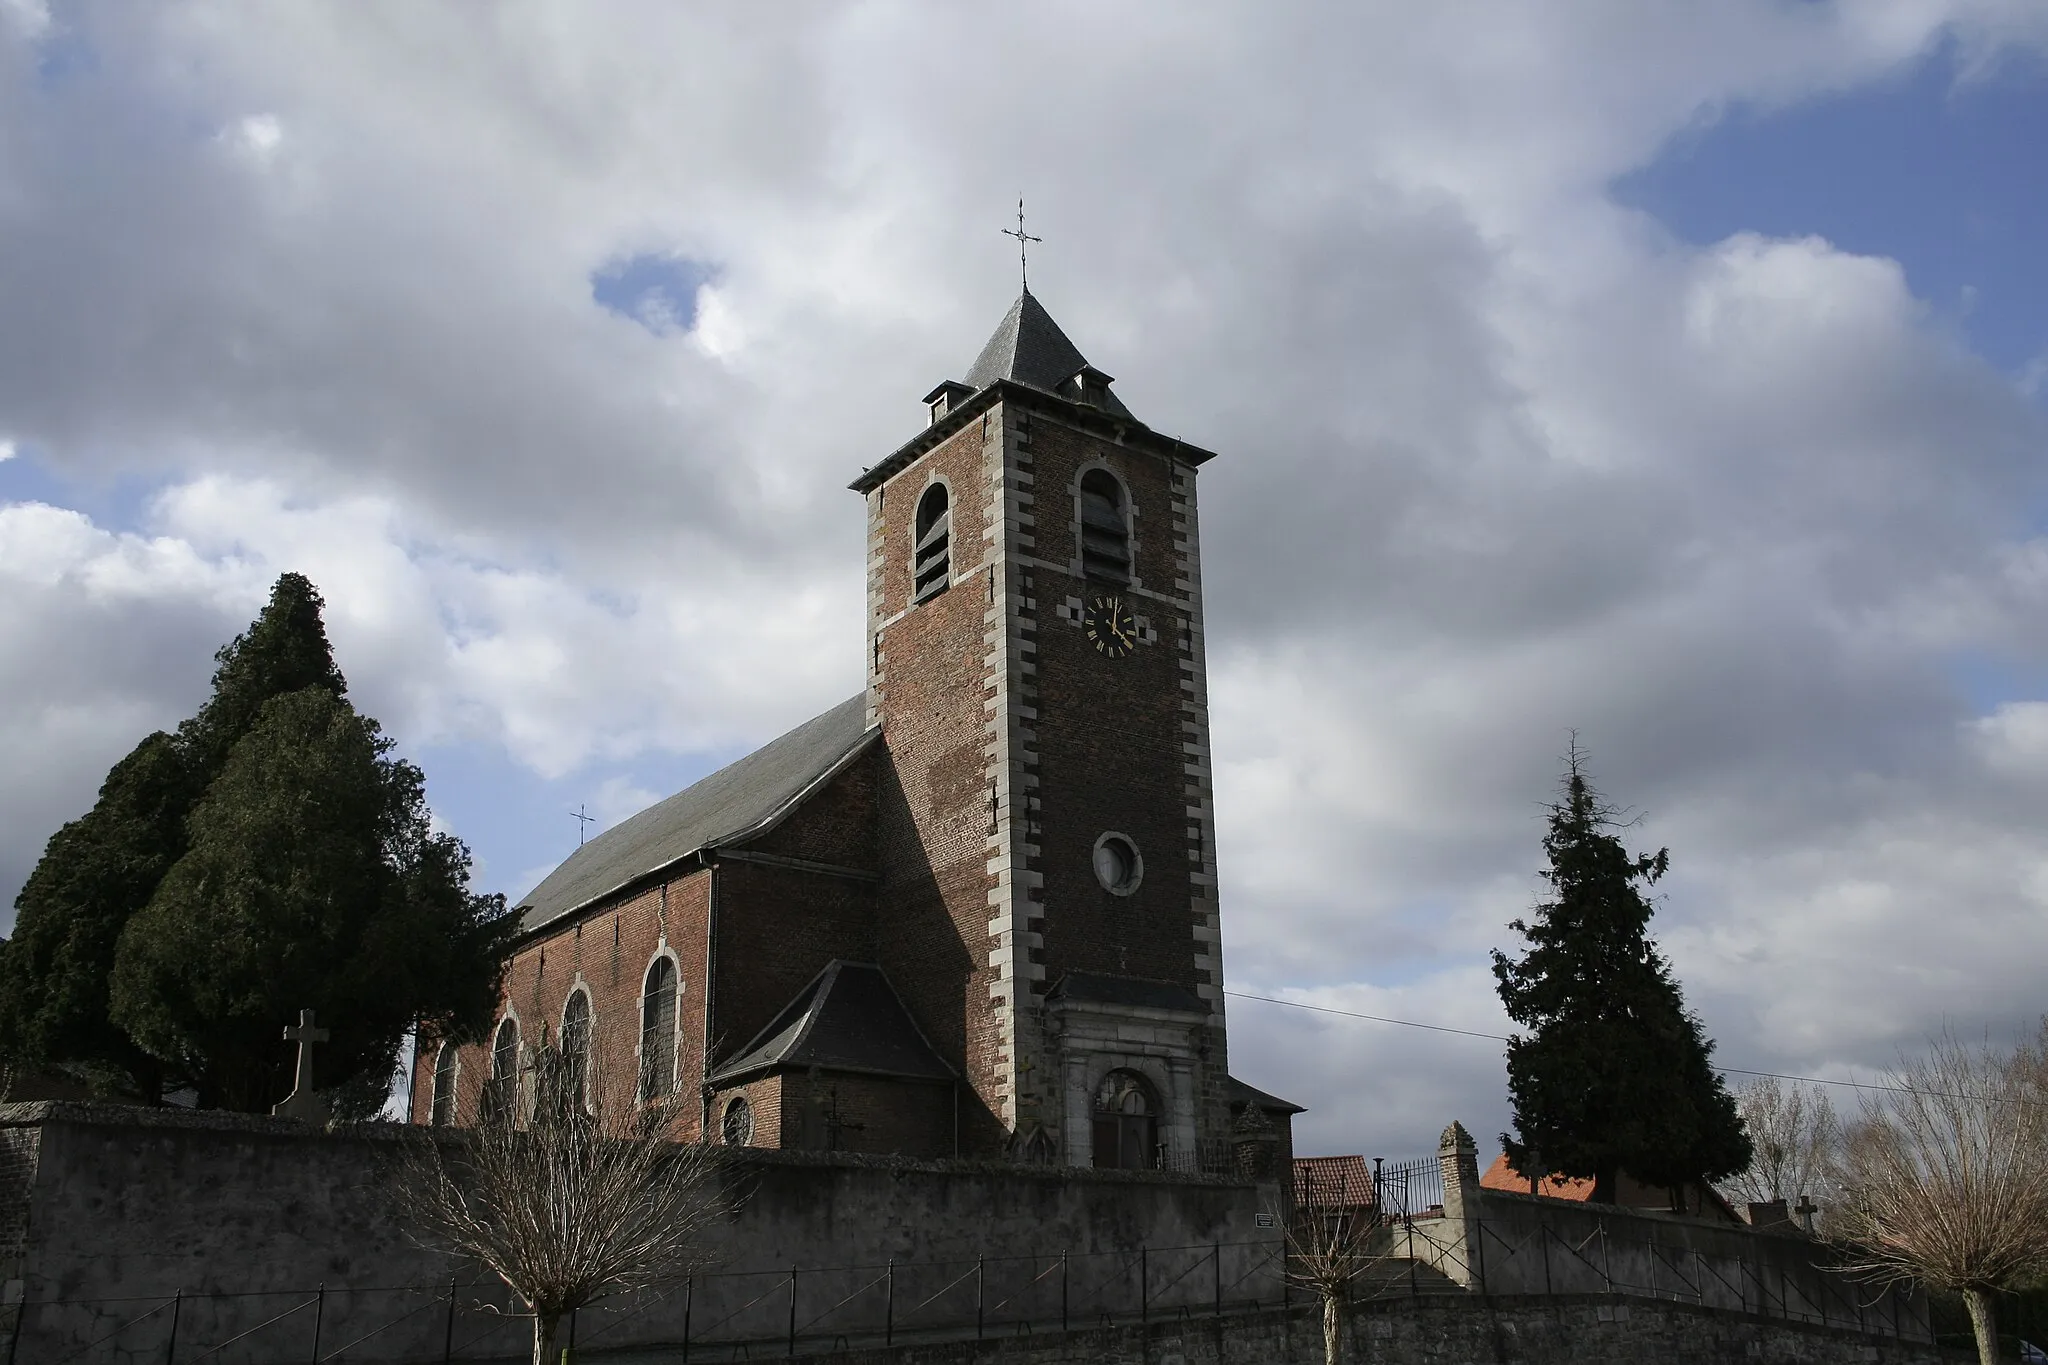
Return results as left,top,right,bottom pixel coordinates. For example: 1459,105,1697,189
484,1017,519,1124
429,1041,457,1127
561,989,592,1113
1092,1068,1160,1170
1079,470,1131,587
640,957,678,1100
913,483,951,602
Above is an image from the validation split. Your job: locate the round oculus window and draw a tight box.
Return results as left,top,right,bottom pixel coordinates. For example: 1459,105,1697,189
1092,833,1142,895
722,1097,754,1147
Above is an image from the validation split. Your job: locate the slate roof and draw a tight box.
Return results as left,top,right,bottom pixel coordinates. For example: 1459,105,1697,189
1226,1075,1305,1116
963,291,1136,419
710,961,955,1084
1047,971,1207,1015
517,694,876,933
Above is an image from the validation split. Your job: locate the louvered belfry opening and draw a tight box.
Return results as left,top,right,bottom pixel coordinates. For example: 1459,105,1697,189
1080,469,1131,586
913,482,951,601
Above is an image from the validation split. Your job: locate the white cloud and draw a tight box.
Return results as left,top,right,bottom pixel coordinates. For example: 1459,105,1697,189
3,1,2048,1157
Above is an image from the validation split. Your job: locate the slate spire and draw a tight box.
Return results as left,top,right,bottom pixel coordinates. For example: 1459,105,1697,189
962,292,1135,419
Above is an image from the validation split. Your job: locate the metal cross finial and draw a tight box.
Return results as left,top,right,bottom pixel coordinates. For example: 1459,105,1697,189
1001,198,1041,293
572,804,595,845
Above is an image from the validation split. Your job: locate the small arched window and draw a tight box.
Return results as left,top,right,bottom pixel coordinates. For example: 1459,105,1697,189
484,1017,520,1125
429,1041,457,1127
1091,1068,1159,1170
561,990,592,1113
640,957,678,1100
723,1096,754,1147
913,483,951,602
1079,470,1130,587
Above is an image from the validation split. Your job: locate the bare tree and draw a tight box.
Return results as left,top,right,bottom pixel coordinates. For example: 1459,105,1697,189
1287,1169,1395,1365
1722,1074,1840,1213
392,1040,732,1365
1834,1026,2048,1365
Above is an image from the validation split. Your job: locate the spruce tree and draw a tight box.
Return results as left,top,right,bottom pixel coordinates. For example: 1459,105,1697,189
1492,747,1750,1203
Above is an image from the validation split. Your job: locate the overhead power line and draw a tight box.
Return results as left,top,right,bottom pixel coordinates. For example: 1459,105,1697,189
1222,988,2039,1108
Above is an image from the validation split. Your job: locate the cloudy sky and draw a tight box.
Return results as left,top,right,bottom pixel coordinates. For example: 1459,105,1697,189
4,1,2047,1159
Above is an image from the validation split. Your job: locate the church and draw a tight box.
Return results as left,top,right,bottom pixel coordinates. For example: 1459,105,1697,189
409,289,1299,1169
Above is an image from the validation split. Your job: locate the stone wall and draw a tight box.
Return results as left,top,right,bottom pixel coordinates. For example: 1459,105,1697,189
0,1100,1277,1364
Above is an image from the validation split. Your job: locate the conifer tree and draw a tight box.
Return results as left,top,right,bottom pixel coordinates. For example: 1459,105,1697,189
0,733,195,1100
0,574,344,1099
1,573,514,1113
110,688,514,1113
1492,746,1750,1203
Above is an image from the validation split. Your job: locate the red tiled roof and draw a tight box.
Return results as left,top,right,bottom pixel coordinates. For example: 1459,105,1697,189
1294,1155,1375,1208
1479,1153,1595,1201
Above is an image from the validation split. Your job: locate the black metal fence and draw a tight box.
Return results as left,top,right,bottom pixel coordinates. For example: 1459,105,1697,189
1372,1155,1445,1222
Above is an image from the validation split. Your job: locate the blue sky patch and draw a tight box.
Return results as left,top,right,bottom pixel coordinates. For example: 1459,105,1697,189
0,444,162,535
1616,40,2048,380
411,736,743,905
590,254,716,336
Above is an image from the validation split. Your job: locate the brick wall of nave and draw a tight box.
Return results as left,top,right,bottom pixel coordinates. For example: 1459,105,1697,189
410,869,713,1139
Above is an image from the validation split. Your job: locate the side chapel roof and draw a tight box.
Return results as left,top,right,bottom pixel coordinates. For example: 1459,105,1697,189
517,693,875,934
710,960,955,1085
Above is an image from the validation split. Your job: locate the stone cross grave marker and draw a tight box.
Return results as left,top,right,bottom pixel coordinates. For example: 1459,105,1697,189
272,1008,332,1125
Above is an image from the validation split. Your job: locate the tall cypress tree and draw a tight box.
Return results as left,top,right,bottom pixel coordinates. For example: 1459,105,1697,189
0,574,344,1099
2,573,513,1113
110,688,515,1113
1492,747,1750,1203
0,733,195,1099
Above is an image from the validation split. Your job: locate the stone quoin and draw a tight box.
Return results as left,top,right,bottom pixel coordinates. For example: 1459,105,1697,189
410,290,1300,1165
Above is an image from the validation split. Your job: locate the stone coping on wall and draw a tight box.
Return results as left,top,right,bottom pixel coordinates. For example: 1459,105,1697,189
0,1100,1263,1191
1474,1183,1818,1239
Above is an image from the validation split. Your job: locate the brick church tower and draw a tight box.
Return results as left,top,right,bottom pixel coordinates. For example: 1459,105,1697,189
855,292,1232,1161
412,290,1296,1170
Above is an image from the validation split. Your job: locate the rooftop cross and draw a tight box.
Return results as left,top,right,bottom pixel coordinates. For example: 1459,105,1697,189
572,803,595,846
272,1007,332,1124
1001,198,1041,293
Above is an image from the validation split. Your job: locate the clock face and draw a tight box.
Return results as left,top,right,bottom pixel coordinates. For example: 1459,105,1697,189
1083,594,1137,658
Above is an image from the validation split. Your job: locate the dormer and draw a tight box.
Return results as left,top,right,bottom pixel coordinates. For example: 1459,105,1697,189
1059,365,1117,409
923,380,975,426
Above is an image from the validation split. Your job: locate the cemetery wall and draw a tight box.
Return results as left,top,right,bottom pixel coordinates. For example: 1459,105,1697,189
0,1100,1276,1364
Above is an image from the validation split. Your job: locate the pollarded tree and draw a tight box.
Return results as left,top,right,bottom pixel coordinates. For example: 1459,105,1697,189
0,573,346,1101
1492,746,1750,1203
109,686,516,1113
1835,1027,2048,1365
393,1043,732,1365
